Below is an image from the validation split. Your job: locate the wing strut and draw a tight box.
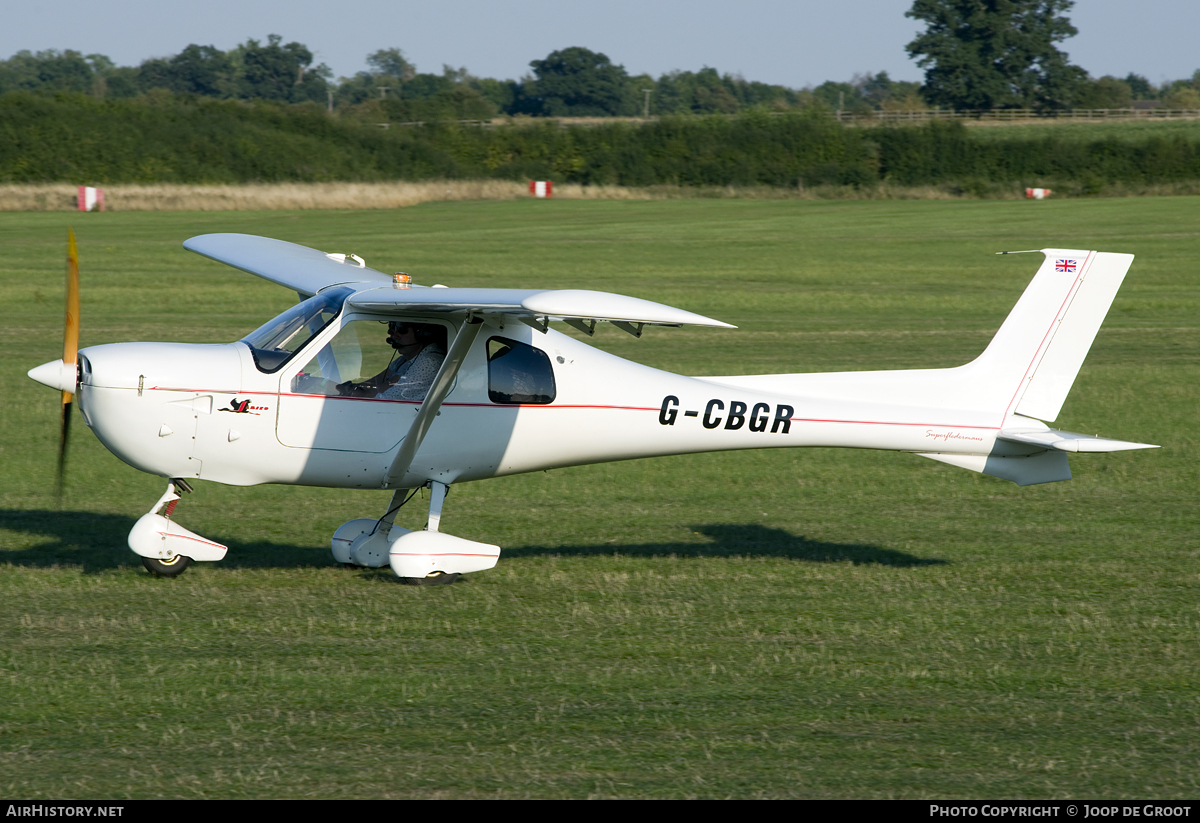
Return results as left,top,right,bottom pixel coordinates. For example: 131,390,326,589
383,316,485,489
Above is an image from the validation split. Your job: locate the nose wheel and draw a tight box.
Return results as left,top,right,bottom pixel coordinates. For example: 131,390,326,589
141,554,192,577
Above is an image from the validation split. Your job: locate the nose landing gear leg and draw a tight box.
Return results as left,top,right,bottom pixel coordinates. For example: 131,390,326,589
128,478,228,577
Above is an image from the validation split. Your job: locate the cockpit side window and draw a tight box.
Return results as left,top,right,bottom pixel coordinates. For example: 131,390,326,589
241,286,353,373
487,337,556,404
289,318,449,403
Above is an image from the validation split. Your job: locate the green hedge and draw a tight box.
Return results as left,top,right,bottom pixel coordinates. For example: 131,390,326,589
3,92,1199,188
0,93,456,182
872,120,1200,186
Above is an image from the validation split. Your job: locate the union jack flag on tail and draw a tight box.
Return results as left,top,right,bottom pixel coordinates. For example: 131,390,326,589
1055,259,1077,273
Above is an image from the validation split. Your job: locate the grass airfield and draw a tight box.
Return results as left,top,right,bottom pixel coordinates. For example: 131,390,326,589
0,197,1197,799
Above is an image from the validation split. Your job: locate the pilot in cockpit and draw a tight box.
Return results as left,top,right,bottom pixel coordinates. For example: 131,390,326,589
337,321,447,401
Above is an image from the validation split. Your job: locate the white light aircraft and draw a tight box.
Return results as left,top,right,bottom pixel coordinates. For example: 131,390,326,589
29,233,1157,582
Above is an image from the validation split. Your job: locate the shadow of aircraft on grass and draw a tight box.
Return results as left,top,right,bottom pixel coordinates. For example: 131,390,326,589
506,523,946,567
0,509,329,573
0,512,945,574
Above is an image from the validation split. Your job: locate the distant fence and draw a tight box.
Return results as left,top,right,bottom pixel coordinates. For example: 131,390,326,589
376,117,652,129
376,108,1200,130
832,108,1200,124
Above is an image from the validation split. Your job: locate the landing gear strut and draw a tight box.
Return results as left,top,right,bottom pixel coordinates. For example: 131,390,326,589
331,481,501,583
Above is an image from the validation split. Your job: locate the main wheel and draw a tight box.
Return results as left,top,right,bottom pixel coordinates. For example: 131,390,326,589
400,571,460,586
419,571,460,586
141,554,192,577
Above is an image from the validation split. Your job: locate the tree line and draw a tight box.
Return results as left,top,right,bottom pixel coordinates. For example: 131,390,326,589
0,40,858,121
3,2,1198,123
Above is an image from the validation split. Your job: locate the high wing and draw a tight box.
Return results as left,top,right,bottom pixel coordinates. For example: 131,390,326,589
183,233,393,297
183,232,734,333
183,232,736,491
346,286,734,333
360,281,737,489
347,287,733,486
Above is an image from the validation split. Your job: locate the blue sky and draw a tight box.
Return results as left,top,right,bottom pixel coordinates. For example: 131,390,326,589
4,1,1197,88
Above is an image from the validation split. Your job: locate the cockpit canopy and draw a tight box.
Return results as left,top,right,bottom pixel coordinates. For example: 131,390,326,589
241,286,353,373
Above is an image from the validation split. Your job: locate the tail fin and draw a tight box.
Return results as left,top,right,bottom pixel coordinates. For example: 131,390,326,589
919,249,1153,487
969,249,1133,422
701,248,1152,487
706,249,1134,424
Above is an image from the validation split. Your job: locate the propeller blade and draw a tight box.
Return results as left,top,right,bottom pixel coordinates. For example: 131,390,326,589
57,228,80,499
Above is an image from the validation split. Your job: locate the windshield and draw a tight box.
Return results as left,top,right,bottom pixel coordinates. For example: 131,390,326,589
241,286,353,373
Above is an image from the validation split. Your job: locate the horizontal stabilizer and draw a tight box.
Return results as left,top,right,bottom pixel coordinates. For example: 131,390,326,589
184,234,392,297
998,428,1159,453
347,286,735,329
918,423,1157,485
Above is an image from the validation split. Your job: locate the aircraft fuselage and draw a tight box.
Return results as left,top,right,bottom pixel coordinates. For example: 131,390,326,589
75,313,1012,493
